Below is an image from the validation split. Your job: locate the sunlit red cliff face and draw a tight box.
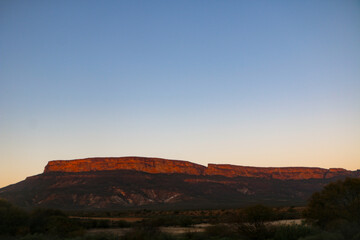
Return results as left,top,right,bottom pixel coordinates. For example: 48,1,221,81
44,157,354,180
44,157,206,175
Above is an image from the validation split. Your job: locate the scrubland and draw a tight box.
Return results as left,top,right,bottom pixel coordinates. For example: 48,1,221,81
1,178,359,240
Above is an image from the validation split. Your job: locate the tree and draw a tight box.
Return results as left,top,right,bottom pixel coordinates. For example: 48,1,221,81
233,204,275,240
304,177,360,228
244,204,274,227
0,199,29,235
29,208,82,237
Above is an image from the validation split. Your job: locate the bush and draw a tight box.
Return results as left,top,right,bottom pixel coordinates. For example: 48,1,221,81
29,208,83,237
204,224,238,239
18,234,51,240
303,178,360,239
0,199,29,236
298,231,344,240
178,232,209,240
121,225,174,240
114,220,132,228
139,215,195,228
272,224,318,240
304,178,360,228
326,220,360,240
230,204,275,240
84,232,119,240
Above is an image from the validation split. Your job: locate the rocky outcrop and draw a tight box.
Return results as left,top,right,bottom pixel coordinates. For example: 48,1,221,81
44,157,358,180
204,164,347,180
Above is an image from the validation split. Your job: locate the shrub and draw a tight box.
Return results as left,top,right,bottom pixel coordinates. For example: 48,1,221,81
29,208,83,237
272,224,318,240
139,215,194,228
84,232,119,240
231,204,275,240
121,225,174,240
204,224,237,239
0,199,29,236
326,220,360,240
298,231,344,240
245,205,274,226
304,178,360,228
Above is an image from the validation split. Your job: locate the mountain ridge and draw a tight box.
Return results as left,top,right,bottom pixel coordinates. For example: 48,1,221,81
44,156,357,180
1,156,358,209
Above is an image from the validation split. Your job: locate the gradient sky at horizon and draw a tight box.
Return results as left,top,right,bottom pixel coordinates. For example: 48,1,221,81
1,0,359,188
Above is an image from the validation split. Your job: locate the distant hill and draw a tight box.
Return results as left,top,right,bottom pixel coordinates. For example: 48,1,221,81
0,157,359,210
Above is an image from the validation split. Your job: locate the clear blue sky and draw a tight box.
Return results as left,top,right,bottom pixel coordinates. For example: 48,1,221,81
1,0,359,187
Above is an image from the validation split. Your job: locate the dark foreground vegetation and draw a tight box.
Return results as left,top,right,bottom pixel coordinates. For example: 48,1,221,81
1,178,359,240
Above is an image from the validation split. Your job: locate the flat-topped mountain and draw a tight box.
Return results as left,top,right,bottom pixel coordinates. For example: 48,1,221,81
45,157,205,176
44,156,356,180
1,157,359,210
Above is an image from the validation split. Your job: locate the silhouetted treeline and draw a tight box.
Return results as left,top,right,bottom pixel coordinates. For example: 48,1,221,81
0,200,83,238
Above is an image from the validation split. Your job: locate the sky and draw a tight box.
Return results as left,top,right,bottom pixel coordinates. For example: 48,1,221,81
0,0,359,188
